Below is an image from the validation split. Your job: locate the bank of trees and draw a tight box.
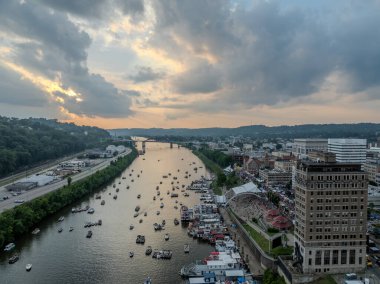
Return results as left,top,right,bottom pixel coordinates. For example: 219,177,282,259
0,117,110,177
0,148,138,248
196,148,232,168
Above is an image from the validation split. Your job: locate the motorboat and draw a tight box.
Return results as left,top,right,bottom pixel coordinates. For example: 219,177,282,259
184,244,190,253
87,208,95,214
174,205,178,210
145,246,152,256
86,230,93,238
98,219,102,226
157,191,160,196
144,212,147,217
4,243,15,252
153,196,156,200
129,252,134,258
69,227,74,232
139,219,143,223
31,228,40,235
162,220,166,226
101,200,105,205
8,254,19,264
135,206,140,212
113,195,118,200
160,203,164,208
160,197,163,201
164,234,169,241
26,263,32,271
58,216,64,222
58,228,63,233
156,211,160,215
130,225,134,230
174,218,180,225
116,188,119,192
95,195,101,199
136,235,145,244
134,212,139,218
137,194,141,199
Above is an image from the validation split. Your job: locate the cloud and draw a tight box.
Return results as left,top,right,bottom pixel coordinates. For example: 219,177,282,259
0,0,135,118
128,66,165,83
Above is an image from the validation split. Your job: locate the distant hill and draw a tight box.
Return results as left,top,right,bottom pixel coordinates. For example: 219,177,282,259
0,117,110,177
109,123,380,140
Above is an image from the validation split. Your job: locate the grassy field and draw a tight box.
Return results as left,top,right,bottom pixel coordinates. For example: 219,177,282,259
243,223,293,257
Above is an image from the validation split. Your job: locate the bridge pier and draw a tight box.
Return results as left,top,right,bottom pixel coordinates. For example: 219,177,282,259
142,141,146,153
170,142,173,149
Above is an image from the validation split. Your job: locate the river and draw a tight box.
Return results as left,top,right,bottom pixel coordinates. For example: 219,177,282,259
0,142,213,284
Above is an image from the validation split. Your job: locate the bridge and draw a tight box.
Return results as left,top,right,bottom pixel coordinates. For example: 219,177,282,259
135,139,181,153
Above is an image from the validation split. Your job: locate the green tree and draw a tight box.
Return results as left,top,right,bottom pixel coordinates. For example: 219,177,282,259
67,176,72,186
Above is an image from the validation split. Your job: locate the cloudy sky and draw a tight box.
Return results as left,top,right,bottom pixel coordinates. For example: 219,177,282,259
1,0,380,129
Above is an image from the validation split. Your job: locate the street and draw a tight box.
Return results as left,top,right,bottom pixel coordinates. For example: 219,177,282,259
0,149,132,213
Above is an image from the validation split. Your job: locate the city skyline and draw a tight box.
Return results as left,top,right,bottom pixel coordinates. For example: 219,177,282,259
1,0,380,129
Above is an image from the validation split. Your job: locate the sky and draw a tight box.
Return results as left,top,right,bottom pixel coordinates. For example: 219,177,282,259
0,0,380,129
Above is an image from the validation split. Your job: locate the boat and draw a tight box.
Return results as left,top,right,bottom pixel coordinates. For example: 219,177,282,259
144,212,147,217
58,228,63,233
156,211,160,215
135,206,141,212
139,219,143,223
156,186,159,190
164,234,169,241
127,186,130,189
95,195,101,199
137,174,140,178
157,191,160,196
137,194,141,199
116,188,119,192
131,179,134,182
98,219,102,226
160,181,162,184
160,197,163,201
153,223,163,231
119,181,121,184
122,177,126,179
167,191,170,195
174,205,178,210
129,252,134,258
162,175,168,178
4,243,15,252
152,250,172,259
184,244,190,253
134,213,139,218
69,227,74,232
145,246,152,255
26,263,32,271
113,195,117,200
144,276,152,283
130,225,134,230
58,216,64,222
71,207,76,213
171,193,178,198
113,184,116,187
8,254,19,264
162,220,166,225
87,208,95,214
174,218,179,225
101,200,105,205
136,235,145,244
86,230,93,238
184,193,189,197
31,228,40,235
160,203,164,208
153,196,156,200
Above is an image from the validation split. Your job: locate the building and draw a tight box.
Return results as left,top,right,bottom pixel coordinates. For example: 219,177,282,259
363,152,380,184
259,169,292,187
59,160,86,171
293,139,328,158
293,154,368,275
328,138,367,164
274,159,295,173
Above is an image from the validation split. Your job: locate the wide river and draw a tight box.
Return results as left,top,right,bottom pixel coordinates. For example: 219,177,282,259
0,142,213,284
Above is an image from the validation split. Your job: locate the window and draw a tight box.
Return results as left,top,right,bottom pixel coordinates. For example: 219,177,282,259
332,250,339,265
341,250,347,265
349,250,356,265
315,250,322,265
324,250,330,265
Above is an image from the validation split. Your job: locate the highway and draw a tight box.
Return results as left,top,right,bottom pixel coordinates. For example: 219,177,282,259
0,148,132,213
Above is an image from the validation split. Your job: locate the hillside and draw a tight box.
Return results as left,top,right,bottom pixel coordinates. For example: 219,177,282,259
109,123,380,140
0,117,110,177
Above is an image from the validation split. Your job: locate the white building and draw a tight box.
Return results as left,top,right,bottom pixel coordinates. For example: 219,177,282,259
292,139,328,158
328,139,367,164
59,160,86,170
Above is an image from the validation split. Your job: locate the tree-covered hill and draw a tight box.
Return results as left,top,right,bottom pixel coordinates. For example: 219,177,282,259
0,117,110,177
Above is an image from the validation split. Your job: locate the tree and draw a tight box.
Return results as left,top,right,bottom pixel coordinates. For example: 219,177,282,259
67,176,72,186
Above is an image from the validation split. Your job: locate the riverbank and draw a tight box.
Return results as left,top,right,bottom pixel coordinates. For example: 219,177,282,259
0,148,138,249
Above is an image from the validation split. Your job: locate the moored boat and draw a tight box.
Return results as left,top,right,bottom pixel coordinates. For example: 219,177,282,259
31,228,40,235
4,243,15,252
87,208,95,214
58,228,63,233
86,230,92,238
184,244,190,253
8,254,19,264
58,216,64,222
145,246,152,255
26,263,32,271
164,234,169,241
135,206,140,212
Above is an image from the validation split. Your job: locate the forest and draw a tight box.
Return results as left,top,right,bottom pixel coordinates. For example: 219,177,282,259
0,117,110,177
0,148,138,248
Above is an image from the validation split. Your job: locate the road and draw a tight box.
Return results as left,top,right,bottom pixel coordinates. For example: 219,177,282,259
0,149,132,213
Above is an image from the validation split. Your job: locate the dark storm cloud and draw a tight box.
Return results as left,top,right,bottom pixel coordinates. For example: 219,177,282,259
0,1,135,118
151,0,380,111
172,63,221,94
39,0,144,19
0,65,47,106
128,66,165,83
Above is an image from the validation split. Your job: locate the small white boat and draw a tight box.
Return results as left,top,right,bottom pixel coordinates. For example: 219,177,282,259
31,228,40,235
57,216,64,222
129,252,134,258
184,244,190,253
4,243,15,252
26,264,32,271
164,234,169,241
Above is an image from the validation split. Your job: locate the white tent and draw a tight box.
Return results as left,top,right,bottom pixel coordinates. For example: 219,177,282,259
231,181,261,195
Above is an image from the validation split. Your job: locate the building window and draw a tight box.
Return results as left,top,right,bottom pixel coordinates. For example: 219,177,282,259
316,250,322,265
341,250,347,265
333,250,339,265
349,250,356,265
324,250,330,265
